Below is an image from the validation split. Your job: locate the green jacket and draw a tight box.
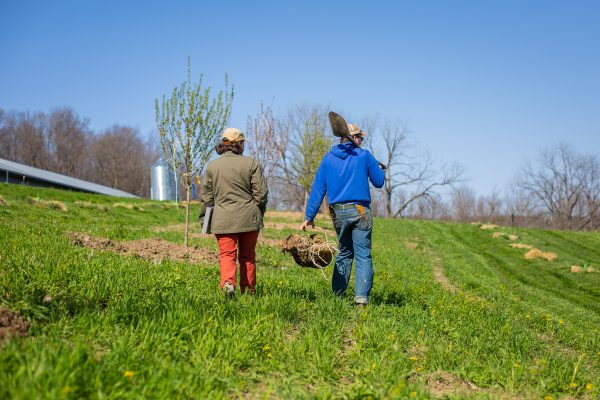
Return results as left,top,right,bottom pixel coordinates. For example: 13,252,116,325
199,151,268,234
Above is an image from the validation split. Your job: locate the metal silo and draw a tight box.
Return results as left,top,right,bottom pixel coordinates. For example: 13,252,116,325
151,158,176,200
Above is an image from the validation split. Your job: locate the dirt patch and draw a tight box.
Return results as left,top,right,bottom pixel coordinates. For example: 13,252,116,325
405,241,419,249
428,251,491,308
430,254,459,293
570,265,596,273
283,324,301,342
281,233,337,268
157,225,290,249
524,248,557,261
0,196,7,206
571,265,583,273
426,371,478,397
492,232,506,238
537,333,577,357
507,235,519,241
68,232,217,264
0,307,29,342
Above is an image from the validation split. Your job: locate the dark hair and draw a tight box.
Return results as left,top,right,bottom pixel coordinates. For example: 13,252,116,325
215,141,244,155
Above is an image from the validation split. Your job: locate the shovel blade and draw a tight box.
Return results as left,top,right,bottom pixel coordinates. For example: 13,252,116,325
328,111,351,138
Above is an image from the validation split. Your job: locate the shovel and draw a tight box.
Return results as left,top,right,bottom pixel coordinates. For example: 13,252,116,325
328,111,387,170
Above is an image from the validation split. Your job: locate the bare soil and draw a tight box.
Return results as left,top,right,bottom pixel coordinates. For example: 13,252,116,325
425,371,478,397
68,232,217,264
430,253,459,293
152,224,282,248
0,307,29,342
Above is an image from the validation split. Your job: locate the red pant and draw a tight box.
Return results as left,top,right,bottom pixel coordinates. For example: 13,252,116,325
216,231,259,293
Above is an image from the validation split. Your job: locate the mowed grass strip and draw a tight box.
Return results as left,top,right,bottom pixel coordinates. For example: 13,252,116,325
0,183,598,399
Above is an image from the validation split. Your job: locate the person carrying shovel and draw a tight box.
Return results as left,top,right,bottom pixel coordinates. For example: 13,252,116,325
300,123,385,306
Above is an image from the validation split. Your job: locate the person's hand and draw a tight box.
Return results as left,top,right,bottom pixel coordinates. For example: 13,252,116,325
300,220,315,231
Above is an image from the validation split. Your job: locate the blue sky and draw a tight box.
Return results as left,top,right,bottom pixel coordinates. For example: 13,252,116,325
1,1,599,195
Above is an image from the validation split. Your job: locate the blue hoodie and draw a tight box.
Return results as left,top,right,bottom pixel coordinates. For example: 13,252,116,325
305,142,385,221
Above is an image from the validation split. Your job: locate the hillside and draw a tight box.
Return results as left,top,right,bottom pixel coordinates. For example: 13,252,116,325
0,183,599,399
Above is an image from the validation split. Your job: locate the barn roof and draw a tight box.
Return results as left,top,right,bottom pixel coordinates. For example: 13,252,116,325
0,157,139,198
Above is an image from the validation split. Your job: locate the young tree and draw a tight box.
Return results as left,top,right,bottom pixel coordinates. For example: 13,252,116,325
155,60,234,246
281,105,332,211
294,112,333,210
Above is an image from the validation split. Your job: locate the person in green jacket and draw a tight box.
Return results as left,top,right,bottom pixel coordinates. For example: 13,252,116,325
200,128,268,297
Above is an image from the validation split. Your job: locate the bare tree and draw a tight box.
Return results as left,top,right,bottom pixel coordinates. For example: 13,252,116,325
408,192,450,220
272,104,333,211
155,59,234,246
0,110,51,169
91,125,157,197
516,143,600,230
476,188,503,223
451,185,477,222
47,107,90,178
245,103,286,208
0,108,14,160
367,117,464,218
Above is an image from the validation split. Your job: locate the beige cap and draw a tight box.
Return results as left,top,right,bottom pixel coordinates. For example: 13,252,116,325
221,127,245,143
347,124,366,137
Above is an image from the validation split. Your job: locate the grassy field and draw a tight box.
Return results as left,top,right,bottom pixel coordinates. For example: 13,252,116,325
0,183,599,399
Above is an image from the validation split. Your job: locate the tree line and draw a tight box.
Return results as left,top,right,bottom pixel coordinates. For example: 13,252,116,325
244,105,599,231
394,144,600,231
0,107,160,197
2,104,598,231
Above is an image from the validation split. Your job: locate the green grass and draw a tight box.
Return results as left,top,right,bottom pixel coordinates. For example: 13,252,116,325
0,183,599,399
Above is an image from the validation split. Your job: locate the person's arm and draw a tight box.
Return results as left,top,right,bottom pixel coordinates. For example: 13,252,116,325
301,159,327,230
367,152,385,188
251,160,268,215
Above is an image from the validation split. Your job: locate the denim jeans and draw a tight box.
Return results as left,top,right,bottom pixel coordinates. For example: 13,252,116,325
331,204,373,304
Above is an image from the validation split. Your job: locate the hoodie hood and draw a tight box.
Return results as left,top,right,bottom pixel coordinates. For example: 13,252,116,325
330,142,358,160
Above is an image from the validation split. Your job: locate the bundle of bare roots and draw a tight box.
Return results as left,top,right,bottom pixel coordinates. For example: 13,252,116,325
281,233,338,269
